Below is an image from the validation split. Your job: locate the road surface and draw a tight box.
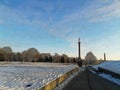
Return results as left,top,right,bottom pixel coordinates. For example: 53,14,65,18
63,68,120,90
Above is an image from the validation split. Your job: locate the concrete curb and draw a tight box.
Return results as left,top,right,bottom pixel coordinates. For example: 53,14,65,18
39,67,79,90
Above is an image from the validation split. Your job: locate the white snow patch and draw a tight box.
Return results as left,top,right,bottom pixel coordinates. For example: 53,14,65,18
93,61,120,74
92,61,120,86
99,73,120,86
0,62,78,90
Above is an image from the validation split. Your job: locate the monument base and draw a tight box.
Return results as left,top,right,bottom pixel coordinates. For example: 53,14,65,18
77,59,82,67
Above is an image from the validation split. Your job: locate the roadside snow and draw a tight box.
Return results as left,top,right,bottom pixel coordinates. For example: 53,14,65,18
93,61,120,74
99,73,120,85
0,62,78,90
92,61,120,86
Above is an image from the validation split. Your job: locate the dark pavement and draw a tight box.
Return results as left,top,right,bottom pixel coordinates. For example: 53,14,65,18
63,69,120,90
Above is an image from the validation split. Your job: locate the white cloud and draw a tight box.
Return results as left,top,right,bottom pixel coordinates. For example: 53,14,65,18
89,0,120,22
54,0,120,23
48,0,120,51
0,4,51,29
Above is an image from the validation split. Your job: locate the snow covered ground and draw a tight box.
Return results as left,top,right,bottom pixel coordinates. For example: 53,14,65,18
0,62,78,90
99,73,120,86
93,61,120,74
92,61,120,86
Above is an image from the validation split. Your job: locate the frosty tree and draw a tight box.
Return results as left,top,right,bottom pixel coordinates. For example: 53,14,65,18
85,52,97,65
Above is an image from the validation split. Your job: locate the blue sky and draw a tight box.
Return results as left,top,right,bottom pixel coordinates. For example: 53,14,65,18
0,0,120,60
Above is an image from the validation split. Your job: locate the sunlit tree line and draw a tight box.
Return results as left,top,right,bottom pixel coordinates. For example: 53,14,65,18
0,46,103,64
0,47,77,63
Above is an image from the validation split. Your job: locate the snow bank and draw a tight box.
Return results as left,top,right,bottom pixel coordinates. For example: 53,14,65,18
92,61,120,86
99,73,120,86
0,62,78,90
93,61,120,74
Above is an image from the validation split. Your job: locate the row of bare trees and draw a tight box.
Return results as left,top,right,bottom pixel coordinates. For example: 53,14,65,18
0,47,77,63
0,46,102,64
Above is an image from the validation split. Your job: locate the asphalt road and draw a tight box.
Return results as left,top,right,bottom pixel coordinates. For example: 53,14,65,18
63,68,120,90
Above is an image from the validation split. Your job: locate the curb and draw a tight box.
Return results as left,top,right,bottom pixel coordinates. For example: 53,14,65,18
39,67,79,90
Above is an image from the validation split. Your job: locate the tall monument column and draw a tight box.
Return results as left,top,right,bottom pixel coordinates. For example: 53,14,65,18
77,37,82,67
104,53,106,61
78,38,81,60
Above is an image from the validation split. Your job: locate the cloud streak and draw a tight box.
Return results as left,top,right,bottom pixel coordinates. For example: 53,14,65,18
0,2,53,29
88,0,120,22
48,0,120,44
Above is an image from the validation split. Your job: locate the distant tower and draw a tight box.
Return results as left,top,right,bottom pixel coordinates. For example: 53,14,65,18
104,53,106,61
78,37,81,60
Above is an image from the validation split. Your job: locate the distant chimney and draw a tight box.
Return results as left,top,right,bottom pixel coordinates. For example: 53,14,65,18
104,53,106,61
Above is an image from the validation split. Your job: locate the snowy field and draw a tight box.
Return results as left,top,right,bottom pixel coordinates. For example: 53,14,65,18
92,61,120,86
0,62,78,90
